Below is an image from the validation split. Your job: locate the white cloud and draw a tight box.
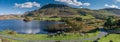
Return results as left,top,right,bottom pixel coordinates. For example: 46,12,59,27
0,13,4,15
105,4,118,8
116,0,120,2
83,3,90,6
55,0,90,6
15,2,40,8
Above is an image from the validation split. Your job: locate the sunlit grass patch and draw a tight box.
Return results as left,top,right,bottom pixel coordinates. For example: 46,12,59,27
99,34,120,42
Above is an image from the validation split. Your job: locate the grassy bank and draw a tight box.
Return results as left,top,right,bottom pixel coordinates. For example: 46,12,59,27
0,30,100,42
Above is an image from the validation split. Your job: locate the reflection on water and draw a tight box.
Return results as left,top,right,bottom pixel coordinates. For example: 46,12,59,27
0,19,64,34
18,21,41,34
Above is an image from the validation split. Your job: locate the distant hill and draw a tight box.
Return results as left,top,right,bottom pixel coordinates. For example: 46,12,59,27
0,14,21,20
101,8,120,15
24,4,120,18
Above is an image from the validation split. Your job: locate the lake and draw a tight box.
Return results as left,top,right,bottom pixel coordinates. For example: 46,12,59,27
0,19,64,34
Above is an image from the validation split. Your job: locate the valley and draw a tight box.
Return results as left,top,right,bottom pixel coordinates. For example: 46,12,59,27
0,4,120,42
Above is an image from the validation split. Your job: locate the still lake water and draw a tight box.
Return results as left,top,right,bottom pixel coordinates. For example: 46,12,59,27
0,19,64,34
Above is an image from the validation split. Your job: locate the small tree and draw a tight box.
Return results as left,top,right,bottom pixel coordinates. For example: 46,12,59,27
93,40,98,42
75,17,83,21
104,17,114,29
116,20,120,27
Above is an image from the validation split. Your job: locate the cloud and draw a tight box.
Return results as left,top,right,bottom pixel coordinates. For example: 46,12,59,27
83,3,90,6
15,2,40,8
105,4,118,8
116,0,120,2
55,0,90,6
0,13,4,15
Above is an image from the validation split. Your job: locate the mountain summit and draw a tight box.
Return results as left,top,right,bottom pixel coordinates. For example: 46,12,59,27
40,4,70,9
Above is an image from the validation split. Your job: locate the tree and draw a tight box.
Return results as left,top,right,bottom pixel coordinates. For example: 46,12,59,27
75,17,82,21
113,19,120,28
93,40,98,42
104,17,114,29
116,20,120,27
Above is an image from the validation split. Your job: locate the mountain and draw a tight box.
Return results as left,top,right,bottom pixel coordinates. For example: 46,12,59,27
101,8,120,15
24,4,120,19
24,4,79,17
40,4,70,9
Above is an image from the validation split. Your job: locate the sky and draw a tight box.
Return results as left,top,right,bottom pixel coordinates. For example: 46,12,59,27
0,0,120,15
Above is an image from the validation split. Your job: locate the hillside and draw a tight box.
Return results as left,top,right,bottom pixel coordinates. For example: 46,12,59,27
101,8,120,15
24,4,79,17
24,4,120,19
0,14,21,20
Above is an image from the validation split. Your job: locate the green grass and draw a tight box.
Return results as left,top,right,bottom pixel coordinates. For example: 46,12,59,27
34,15,94,21
44,18,61,20
0,30,99,42
0,33,99,40
99,34,120,42
34,17,62,21
5,38,24,42
0,36,24,42
80,15,95,19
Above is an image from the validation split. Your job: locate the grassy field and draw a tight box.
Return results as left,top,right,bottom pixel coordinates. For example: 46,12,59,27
0,30,100,42
44,18,61,20
34,17,62,21
99,34,120,42
80,15,95,19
